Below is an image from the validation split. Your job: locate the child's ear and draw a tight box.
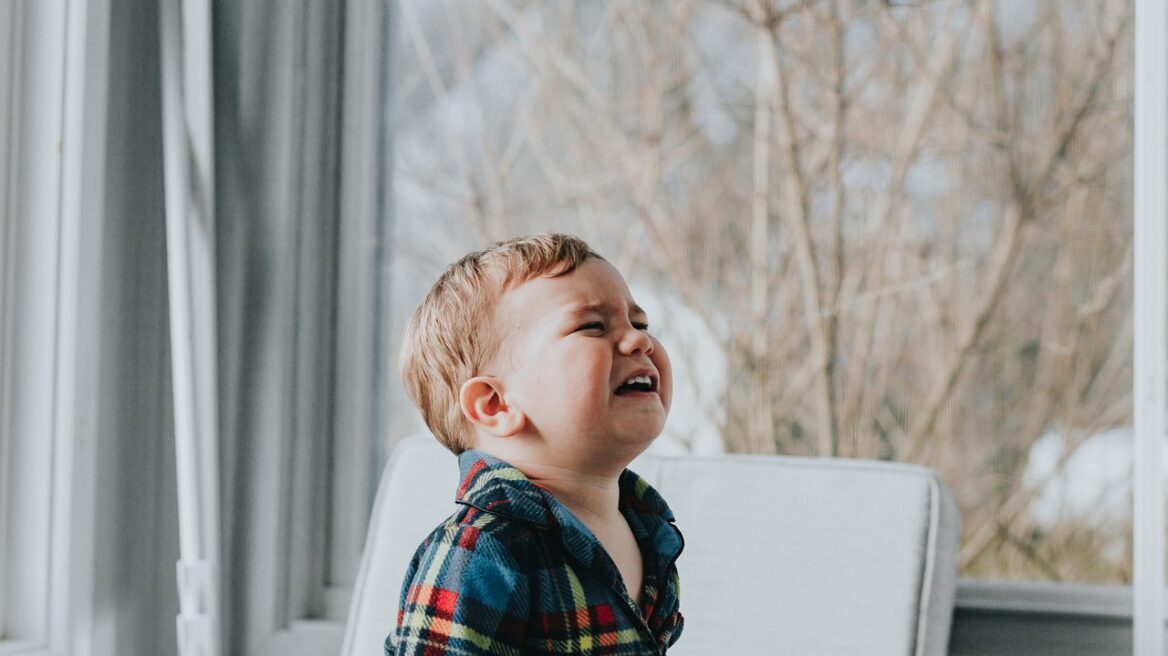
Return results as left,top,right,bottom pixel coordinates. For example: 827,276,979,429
459,376,526,437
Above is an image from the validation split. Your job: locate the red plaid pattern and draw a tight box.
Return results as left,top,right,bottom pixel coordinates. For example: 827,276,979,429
385,450,685,655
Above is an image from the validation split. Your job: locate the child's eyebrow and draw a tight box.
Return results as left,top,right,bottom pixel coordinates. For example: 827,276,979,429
566,302,648,318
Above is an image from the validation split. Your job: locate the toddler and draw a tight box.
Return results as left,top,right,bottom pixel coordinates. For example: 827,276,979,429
386,233,684,655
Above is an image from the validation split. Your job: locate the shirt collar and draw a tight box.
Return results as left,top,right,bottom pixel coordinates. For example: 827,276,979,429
455,449,685,618
454,449,678,528
455,450,556,527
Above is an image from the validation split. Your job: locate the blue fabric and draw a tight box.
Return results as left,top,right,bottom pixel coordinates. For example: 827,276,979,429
385,450,685,655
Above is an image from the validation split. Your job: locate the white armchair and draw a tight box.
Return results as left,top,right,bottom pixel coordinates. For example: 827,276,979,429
342,436,959,655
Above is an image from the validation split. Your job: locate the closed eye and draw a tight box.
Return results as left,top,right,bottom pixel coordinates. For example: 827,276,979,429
576,321,651,332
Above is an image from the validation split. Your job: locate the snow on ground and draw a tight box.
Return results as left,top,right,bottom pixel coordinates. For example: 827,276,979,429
1025,426,1166,526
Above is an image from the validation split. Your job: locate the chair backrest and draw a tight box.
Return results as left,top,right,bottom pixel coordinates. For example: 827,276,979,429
341,436,959,656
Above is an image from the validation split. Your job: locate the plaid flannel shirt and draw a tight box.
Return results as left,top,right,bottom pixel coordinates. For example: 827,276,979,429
385,450,685,655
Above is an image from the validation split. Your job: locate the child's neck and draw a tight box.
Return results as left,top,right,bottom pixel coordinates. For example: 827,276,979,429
473,437,641,523
506,457,625,525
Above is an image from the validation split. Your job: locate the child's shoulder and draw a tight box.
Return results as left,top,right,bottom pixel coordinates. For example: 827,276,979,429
412,502,545,570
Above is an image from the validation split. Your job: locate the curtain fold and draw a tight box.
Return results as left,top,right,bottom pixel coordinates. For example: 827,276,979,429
212,0,343,650
88,2,391,652
95,0,179,652
211,0,393,652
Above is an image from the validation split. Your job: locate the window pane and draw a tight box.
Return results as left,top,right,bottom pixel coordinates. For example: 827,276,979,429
0,0,11,634
388,0,1133,584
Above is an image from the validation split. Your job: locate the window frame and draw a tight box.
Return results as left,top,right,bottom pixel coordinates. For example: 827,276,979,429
1131,0,1168,653
0,0,1154,653
0,0,18,642
307,1,1160,653
0,1,69,649
0,0,109,654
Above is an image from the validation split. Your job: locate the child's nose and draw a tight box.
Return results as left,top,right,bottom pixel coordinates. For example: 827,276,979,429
618,325,654,355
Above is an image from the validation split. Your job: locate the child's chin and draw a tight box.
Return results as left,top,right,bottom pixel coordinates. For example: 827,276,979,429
612,425,666,446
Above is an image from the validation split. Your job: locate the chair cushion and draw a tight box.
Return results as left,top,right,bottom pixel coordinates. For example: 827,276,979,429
341,436,959,656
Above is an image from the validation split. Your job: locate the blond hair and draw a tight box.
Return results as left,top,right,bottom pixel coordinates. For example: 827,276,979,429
399,233,604,453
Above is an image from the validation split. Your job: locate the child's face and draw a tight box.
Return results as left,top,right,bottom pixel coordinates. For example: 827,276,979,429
489,257,672,465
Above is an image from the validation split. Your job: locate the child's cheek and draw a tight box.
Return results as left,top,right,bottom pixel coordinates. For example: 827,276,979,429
652,339,673,410
564,349,608,393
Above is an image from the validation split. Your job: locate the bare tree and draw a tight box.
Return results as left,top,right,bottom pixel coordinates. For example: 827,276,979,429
393,0,1135,583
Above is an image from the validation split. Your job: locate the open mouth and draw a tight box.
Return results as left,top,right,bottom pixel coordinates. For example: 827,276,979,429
614,373,658,395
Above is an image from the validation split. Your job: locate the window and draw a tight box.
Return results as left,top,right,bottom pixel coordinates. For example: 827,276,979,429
388,0,1136,590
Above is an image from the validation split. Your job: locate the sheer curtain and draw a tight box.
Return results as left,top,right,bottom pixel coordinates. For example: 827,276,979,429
209,0,395,653
79,0,395,654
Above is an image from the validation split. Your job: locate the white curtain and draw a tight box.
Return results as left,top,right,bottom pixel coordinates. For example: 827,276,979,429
91,0,395,653
209,0,395,652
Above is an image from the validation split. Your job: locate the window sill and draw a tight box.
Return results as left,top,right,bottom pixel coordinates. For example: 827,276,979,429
957,578,1135,619
258,620,345,656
